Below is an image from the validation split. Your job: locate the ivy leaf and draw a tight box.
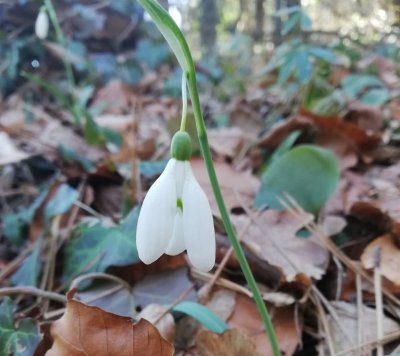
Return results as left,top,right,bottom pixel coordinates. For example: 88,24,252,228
44,184,79,220
11,237,43,287
62,207,140,284
0,298,42,356
255,145,340,213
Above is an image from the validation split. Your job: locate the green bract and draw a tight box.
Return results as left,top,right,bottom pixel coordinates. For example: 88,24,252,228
171,131,192,161
137,0,192,72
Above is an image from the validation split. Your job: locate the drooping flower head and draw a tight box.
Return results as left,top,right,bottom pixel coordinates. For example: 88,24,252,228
136,132,215,272
35,6,49,40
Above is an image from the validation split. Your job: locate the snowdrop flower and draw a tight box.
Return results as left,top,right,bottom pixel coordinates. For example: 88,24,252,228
136,132,215,272
35,6,49,40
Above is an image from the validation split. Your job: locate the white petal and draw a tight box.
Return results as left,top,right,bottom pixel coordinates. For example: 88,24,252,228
173,159,186,198
136,159,177,264
182,162,215,272
35,10,49,40
165,212,185,255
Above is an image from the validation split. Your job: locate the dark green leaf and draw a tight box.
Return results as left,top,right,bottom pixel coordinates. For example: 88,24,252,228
58,144,95,172
360,88,390,106
44,184,79,220
282,12,300,35
11,237,43,287
255,145,340,213
2,189,48,246
341,74,384,98
139,160,169,178
62,207,140,283
308,47,337,63
173,301,229,334
0,298,42,356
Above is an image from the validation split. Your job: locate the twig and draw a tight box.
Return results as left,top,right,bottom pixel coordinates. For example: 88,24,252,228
336,330,400,356
311,290,336,356
70,272,132,293
0,287,66,303
0,244,35,282
373,247,383,356
280,194,400,306
356,273,364,353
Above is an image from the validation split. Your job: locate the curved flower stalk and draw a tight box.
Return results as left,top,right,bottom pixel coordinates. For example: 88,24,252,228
136,132,215,272
35,6,49,40
136,1,280,355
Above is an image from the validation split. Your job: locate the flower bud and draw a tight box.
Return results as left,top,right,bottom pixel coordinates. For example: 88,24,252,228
171,131,192,161
35,7,49,40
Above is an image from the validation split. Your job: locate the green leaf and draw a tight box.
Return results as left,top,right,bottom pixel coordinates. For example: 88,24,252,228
137,0,193,72
255,145,340,213
360,88,390,106
11,237,43,287
269,130,301,164
282,12,300,35
341,74,384,98
172,301,229,334
300,11,312,30
135,39,171,69
308,47,337,63
2,189,48,246
0,297,42,356
44,184,79,220
62,207,140,283
58,144,95,172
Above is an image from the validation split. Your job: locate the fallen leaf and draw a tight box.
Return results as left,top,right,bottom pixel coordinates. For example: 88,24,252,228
361,234,400,285
227,294,301,356
191,158,260,215
196,328,261,356
132,267,197,311
137,304,175,342
234,210,329,281
208,127,245,159
45,292,174,355
0,297,42,356
326,301,399,351
0,131,29,164
345,102,383,132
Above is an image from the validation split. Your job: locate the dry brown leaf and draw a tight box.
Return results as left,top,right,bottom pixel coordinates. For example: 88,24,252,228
345,102,383,132
361,234,400,285
191,158,260,215
45,292,174,356
208,127,245,159
0,131,29,164
234,210,329,281
326,301,399,351
137,304,175,342
196,328,261,356
227,294,301,356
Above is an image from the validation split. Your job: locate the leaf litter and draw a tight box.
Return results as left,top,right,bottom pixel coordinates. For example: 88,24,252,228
1,4,400,355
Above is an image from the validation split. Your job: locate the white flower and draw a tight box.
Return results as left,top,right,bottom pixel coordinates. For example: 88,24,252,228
136,158,215,272
35,8,49,40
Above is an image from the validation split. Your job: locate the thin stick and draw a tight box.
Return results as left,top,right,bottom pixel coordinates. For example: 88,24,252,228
280,194,400,306
311,291,336,356
356,273,365,355
70,272,132,293
0,287,66,303
373,247,383,356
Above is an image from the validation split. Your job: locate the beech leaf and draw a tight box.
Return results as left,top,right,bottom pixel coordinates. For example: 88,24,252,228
45,292,174,355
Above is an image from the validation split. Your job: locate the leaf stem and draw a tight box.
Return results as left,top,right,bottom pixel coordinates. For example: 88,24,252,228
187,70,281,356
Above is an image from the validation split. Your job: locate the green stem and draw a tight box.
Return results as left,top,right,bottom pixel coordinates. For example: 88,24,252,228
180,72,188,131
134,1,280,353
187,70,281,356
43,0,75,89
